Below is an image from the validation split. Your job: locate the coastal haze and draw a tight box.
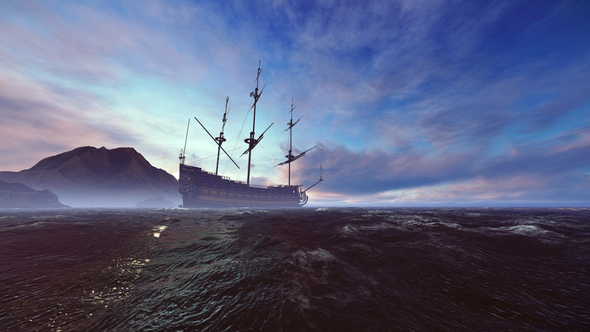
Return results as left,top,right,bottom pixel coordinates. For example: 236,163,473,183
1,0,589,206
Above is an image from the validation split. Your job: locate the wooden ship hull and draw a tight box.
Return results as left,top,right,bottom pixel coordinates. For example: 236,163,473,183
179,164,307,208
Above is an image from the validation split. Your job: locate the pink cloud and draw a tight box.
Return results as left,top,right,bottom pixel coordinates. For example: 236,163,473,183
0,72,138,171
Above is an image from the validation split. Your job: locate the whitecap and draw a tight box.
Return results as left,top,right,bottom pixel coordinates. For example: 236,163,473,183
506,225,550,236
315,207,333,212
231,210,254,215
307,248,335,262
341,224,357,235
291,248,336,268
356,222,396,231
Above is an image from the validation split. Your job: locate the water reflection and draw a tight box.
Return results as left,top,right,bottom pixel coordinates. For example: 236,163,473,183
153,225,168,238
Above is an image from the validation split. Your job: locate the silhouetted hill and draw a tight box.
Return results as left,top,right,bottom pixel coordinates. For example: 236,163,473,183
0,180,68,208
0,146,180,207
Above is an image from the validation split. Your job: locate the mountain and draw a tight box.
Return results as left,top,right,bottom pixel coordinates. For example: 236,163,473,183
0,180,68,208
0,146,180,207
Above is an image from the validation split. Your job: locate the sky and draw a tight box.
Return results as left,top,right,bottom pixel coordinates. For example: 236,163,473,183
1,0,590,206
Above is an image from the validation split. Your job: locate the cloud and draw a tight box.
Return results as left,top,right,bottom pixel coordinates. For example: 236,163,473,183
292,134,590,203
0,0,261,173
0,71,142,170
372,172,590,206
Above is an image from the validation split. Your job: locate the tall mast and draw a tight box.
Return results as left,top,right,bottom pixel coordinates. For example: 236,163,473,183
275,101,315,176
240,60,272,185
245,60,262,186
214,96,229,175
288,99,295,186
180,118,190,164
193,107,240,172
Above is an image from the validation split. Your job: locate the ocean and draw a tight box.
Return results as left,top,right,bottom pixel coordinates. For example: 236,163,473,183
1,207,589,331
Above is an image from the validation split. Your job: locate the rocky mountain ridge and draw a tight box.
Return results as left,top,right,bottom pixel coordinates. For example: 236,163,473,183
0,146,180,207
0,180,68,208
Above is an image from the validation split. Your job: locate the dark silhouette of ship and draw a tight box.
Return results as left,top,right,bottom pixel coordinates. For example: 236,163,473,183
179,61,322,208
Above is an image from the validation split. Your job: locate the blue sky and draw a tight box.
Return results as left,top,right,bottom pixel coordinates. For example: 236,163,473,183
1,0,589,206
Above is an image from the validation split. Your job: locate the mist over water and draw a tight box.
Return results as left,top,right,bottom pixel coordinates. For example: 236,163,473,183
1,207,589,331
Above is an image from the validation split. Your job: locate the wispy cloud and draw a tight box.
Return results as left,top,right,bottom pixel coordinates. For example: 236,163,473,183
294,130,590,204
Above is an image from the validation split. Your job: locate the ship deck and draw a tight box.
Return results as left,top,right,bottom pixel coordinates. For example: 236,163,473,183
179,164,306,208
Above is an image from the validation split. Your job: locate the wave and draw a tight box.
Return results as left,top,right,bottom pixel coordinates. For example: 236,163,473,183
505,224,551,236
2,207,590,331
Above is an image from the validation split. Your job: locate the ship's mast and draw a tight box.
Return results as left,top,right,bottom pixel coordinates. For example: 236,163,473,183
304,165,323,192
239,61,275,185
275,99,314,183
244,60,265,186
214,96,230,175
287,100,295,186
180,118,190,164
193,101,240,172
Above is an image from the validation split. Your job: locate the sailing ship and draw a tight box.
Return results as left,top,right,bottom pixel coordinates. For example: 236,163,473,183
178,61,322,208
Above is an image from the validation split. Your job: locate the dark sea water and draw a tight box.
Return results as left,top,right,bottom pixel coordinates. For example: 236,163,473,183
1,207,589,331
